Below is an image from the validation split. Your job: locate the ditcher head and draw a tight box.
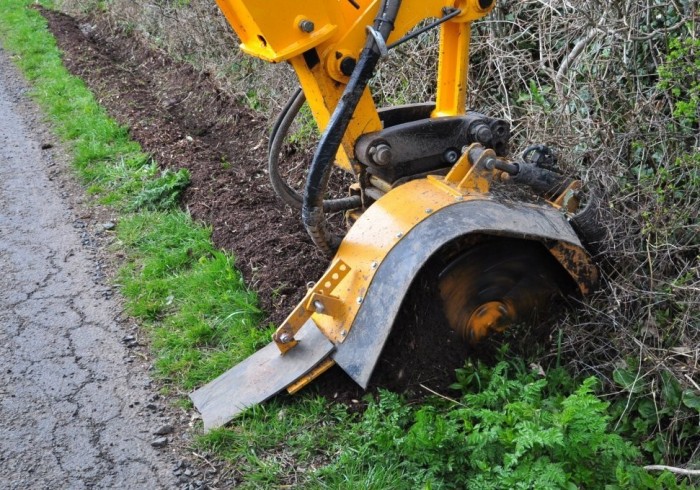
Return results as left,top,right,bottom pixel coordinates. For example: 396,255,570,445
191,177,598,431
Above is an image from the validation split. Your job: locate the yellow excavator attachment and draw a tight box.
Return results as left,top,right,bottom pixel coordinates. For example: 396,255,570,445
191,147,598,430
190,0,601,430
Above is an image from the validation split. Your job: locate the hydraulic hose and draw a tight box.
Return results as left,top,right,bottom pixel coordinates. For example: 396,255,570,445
268,88,362,213
302,0,403,255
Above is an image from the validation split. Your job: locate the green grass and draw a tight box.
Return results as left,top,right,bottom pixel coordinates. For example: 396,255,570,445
116,211,265,388
0,2,696,488
0,1,262,389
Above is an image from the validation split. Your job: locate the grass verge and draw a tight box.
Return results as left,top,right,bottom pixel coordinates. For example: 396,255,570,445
0,1,696,488
0,0,265,390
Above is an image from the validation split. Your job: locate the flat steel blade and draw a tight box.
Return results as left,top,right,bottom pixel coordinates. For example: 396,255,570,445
190,318,334,431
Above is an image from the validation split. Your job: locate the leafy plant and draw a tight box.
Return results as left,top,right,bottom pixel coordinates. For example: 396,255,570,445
315,358,688,489
127,167,190,211
612,365,700,466
658,36,700,128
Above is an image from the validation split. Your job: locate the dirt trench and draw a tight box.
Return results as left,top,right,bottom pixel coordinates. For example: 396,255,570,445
42,8,327,327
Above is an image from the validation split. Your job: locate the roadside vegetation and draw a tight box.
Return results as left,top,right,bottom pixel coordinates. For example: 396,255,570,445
1,0,698,487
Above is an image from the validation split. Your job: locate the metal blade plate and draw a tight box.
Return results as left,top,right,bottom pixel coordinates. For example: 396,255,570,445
190,318,334,431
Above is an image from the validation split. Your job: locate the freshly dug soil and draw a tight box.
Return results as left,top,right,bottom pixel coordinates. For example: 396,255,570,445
42,7,326,328
41,8,517,397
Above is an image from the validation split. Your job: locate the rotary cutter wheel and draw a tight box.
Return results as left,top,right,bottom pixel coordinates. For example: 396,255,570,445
438,238,575,344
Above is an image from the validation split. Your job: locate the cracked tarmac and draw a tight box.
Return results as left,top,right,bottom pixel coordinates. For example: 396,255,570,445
0,47,177,488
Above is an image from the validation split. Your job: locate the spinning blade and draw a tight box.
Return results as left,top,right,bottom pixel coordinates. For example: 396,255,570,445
438,238,573,343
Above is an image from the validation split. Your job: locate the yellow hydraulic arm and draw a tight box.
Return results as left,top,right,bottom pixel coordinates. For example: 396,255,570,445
214,0,495,169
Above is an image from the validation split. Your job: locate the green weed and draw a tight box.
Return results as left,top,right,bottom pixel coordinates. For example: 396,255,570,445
658,36,700,129
312,358,690,489
128,168,190,211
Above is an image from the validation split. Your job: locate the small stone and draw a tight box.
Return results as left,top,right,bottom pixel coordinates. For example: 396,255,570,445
184,469,192,477
102,221,116,231
122,335,135,343
153,424,174,436
151,437,168,448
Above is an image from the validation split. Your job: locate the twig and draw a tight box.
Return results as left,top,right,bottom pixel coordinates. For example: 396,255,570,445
684,374,700,392
192,451,218,472
419,384,465,406
555,27,598,96
644,465,700,476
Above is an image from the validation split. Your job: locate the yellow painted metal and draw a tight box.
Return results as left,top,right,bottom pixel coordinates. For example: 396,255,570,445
548,241,598,295
430,143,498,196
214,0,496,170
275,143,593,357
433,21,471,117
282,174,596,393
275,152,596,392
272,259,351,354
286,357,336,395
213,0,338,63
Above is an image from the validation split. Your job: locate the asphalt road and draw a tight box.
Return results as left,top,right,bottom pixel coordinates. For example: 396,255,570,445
0,46,177,489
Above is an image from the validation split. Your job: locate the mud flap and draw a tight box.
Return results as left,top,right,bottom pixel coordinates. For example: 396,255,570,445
190,318,334,430
333,199,591,388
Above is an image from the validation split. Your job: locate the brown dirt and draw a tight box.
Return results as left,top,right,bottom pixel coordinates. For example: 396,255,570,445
40,8,554,398
41,7,327,328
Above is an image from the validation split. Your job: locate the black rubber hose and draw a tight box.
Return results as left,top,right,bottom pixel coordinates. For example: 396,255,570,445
302,0,402,255
268,89,362,212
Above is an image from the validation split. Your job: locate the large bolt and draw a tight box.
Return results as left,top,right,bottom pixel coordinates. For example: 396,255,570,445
299,20,315,33
369,143,392,166
313,300,326,314
340,57,356,76
444,149,460,164
475,125,493,144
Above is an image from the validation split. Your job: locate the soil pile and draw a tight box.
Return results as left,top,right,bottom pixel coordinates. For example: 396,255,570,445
42,8,326,327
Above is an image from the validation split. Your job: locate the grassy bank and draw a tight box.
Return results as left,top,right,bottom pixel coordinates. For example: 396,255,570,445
1,1,696,487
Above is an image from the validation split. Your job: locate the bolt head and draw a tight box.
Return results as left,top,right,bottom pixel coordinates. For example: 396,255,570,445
339,57,356,76
444,150,459,164
371,144,392,166
313,300,326,313
299,20,315,33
